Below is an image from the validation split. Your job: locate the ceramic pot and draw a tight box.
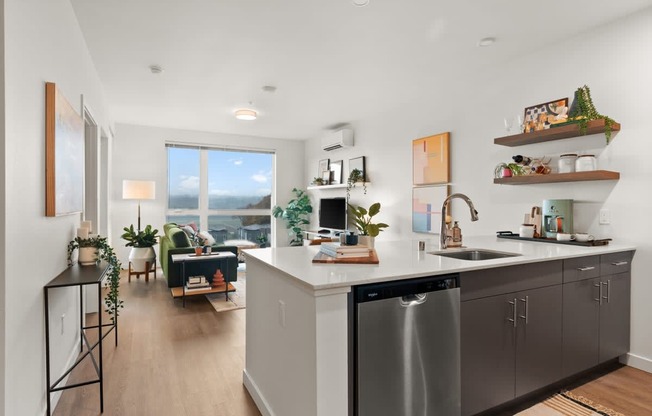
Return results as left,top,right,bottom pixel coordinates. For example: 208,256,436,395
78,247,98,266
129,247,156,272
358,235,375,249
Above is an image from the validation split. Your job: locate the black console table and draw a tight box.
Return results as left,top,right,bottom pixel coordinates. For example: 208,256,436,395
44,262,118,415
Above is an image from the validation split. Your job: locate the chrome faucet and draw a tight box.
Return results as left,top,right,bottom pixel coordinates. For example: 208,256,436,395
440,193,479,249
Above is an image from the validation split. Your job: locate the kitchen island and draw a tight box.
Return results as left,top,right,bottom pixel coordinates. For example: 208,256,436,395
242,236,635,416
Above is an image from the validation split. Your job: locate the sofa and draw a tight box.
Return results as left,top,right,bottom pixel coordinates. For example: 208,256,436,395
160,223,238,288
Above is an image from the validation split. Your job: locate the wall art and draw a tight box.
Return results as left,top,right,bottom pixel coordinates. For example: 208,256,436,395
413,132,449,185
412,185,450,234
523,97,569,132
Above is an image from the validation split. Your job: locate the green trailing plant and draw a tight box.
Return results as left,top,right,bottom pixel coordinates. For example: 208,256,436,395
348,202,389,237
120,224,159,247
272,188,313,246
568,85,616,143
67,236,123,322
346,168,367,201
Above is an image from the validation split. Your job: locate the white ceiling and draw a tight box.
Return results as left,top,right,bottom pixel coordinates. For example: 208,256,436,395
71,0,652,140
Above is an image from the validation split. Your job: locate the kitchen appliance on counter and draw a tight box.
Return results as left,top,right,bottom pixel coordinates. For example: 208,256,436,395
542,199,573,238
353,274,460,416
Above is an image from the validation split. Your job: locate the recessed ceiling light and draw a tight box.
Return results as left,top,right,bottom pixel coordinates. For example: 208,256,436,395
478,37,496,47
352,0,369,6
235,109,257,121
149,64,163,74
261,85,277,93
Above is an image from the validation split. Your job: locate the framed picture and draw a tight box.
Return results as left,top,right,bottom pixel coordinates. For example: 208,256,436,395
318,158,330,178
45,82,84,217
523,97,569,132
413,132,449,185
349,156,366,182
412,185,450,234
321,170,332,184
330,160,343,184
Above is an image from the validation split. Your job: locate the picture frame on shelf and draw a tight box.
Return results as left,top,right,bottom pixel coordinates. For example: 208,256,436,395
413,132,450,185
330,160,343,184
321,170,332,185
318,159,330,177
412,185,450,234
523,97,569,133
349,156,366,182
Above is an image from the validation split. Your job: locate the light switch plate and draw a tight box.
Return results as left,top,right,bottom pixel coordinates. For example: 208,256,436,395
599,209,611,225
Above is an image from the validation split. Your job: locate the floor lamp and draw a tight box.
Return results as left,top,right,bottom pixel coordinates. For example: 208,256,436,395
122,180,156,231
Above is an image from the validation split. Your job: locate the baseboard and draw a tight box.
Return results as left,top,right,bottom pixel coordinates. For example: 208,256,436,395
622,352,652,373
243,369,275,416
41,335,81,416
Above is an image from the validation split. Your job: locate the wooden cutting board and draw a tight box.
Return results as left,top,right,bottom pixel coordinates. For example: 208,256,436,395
312,249,379,264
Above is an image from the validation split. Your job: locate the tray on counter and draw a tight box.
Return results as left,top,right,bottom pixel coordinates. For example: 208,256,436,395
496,232,611,247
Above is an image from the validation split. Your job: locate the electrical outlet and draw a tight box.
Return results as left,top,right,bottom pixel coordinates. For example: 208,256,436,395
599,209,611,225
61,313,65,335
278,300,286,328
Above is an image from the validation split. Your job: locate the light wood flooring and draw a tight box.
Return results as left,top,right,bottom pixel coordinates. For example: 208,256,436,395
54,271,652,416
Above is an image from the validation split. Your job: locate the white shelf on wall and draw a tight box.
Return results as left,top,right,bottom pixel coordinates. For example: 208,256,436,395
307,183,347,190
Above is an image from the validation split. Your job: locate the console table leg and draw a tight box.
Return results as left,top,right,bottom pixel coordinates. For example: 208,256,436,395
97,282,104,413
44,287,52,416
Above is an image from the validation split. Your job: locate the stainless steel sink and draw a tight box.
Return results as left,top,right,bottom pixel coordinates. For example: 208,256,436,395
429,249,521,261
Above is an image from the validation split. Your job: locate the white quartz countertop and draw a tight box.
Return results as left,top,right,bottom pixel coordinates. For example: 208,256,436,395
243,236,636,292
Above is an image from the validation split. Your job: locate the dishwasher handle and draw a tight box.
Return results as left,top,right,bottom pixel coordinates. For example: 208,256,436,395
399,293,427,307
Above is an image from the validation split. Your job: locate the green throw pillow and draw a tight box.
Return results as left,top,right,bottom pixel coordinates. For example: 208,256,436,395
170,227,191,248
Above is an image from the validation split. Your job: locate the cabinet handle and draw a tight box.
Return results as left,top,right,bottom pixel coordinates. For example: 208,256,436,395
519,296,529,324
594,282,602,305
611,261,628,266
508,298,517,328
577,266,596,272
601,280,611,303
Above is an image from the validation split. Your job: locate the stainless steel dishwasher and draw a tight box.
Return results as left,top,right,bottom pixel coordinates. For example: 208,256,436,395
354,274,460,416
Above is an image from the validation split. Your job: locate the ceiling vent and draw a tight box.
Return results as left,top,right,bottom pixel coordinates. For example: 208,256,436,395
321,128,354,151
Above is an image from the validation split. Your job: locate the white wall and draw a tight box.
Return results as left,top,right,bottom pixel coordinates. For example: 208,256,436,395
305,9,652,369
110,123,305,264
4,0,113,414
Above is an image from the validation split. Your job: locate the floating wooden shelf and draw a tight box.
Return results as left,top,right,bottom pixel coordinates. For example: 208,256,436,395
494,119,620,147
493,170,620,185
307,183,347,190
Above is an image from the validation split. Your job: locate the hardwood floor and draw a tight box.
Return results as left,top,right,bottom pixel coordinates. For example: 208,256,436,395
54,271,652,415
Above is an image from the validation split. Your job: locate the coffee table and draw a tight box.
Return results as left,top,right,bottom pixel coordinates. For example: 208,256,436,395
170,251,237,307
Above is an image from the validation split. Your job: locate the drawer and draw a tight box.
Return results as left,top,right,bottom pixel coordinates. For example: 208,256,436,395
563,256,600,283
600,251,634,275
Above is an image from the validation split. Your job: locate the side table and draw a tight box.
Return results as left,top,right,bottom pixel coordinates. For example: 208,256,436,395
170,251,237,307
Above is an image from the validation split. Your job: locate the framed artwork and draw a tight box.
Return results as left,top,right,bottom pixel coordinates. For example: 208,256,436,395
523,97,569,132
330,160,343,184
45,82,84,217
318,158,330,178
412,185,450,234
349,156,366,182
413,132,449,185
321,170,332,184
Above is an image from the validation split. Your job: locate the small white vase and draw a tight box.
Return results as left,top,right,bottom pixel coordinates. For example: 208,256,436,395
78,247,98,266
129,247,156,272
358,235,375,249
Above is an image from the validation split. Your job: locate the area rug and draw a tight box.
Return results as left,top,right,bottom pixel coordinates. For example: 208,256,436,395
517,391,625,416
205,265,246,313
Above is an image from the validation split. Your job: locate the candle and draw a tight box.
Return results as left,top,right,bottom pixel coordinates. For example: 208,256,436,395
81,220,92,233
77,227,89,239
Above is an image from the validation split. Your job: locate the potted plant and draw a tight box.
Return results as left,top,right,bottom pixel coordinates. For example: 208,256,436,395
256,234,269,248
568,84,616,143
121,224,159,272
272,188,313,246
346,168,367,201
67,235,123,322
348,202,389,248
311,177,326,186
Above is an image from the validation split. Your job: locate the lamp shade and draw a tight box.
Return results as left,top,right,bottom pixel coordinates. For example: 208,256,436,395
122,180,156,200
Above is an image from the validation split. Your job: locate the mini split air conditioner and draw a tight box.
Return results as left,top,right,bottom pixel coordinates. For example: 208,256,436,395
321,128,354,151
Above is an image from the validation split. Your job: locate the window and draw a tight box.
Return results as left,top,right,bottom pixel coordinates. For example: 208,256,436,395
167,145,273,245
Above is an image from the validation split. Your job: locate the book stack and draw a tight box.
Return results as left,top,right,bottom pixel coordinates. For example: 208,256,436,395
320,242,370,258
186,275,210,291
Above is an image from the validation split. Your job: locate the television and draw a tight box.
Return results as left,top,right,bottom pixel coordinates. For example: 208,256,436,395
319,197,347,231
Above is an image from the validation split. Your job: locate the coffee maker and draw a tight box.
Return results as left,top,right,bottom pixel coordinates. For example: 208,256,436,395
542,199,573,238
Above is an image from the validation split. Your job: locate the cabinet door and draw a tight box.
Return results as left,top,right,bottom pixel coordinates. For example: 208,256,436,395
599,272,631,362
461,294,516,416
515,285,562,397
562,278,600,377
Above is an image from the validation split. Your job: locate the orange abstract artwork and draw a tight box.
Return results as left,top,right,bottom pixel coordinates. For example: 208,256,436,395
413,132,450,185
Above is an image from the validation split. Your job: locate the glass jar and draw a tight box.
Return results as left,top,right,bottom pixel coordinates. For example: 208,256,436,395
575,154,597,172
558,154,577,174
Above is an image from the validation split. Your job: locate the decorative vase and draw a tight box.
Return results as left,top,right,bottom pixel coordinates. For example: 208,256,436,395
129,247,156,272
358,235,375,249
78,247,98,266
194,246,203,256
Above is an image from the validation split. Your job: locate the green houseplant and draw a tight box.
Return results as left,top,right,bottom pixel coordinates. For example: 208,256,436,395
121,224,159,272
348,202,389,248
272,188,313,246
568,84,616,143
346,168,367,201
67,235,123,322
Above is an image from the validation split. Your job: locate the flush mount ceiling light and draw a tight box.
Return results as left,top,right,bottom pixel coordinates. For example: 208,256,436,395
478,37,496,47
352,0,369,6
261,85,277,93
235,109,257,121
149,64,164,74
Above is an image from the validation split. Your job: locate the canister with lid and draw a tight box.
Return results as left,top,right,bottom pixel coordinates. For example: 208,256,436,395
575,154,597,172
558,154,577,173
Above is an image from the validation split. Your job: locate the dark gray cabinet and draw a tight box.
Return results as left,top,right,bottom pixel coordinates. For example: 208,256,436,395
561,277,600,377
599,272,631,361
